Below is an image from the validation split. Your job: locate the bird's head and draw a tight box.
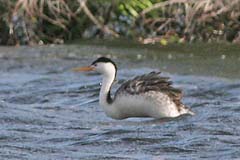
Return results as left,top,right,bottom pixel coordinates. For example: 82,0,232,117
73,57,117,77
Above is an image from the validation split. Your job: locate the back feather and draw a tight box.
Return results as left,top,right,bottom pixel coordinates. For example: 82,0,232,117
115,72,183,107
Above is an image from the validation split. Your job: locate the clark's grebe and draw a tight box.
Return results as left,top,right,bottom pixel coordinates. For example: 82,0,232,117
74,57,194,120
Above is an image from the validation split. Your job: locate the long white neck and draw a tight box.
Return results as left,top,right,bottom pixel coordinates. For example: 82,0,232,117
99,72,119,118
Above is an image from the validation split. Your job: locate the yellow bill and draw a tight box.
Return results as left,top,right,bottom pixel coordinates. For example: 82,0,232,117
72,66,94,72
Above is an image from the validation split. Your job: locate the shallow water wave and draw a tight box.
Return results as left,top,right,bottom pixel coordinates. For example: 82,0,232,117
0,45,240,159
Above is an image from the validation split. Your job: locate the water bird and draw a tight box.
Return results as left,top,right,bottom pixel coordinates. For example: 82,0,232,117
73,57,194,120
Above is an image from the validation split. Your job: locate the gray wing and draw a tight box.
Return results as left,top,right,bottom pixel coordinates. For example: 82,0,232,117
115,71,183,105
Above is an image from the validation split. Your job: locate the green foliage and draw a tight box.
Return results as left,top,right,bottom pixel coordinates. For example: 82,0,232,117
118,0,153,17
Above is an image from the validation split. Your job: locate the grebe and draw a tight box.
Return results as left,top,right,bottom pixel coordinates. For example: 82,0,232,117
74,57,194,120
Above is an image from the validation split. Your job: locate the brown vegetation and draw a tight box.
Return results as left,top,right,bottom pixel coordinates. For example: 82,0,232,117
0,0,239,45
139,0,240,44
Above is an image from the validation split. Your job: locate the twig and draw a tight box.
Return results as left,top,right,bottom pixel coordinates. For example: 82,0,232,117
78,0,119,37
141,0,191,16
156,18,173,32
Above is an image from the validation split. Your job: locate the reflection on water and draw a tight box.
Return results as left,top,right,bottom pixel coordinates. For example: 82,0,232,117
0,44,240,159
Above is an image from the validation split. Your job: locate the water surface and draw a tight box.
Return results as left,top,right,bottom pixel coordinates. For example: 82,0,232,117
0,42,240,159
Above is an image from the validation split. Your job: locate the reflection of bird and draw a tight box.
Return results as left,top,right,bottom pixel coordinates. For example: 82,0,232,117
74,57,194,120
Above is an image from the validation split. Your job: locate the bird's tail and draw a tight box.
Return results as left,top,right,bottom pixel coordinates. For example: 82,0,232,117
180,104,195,116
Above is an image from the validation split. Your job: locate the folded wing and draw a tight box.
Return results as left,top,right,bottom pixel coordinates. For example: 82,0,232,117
115,71,183,106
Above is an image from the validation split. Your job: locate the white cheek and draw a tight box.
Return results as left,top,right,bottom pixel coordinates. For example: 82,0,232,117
96,65,105,73
95,68,102,73
95,63,115,75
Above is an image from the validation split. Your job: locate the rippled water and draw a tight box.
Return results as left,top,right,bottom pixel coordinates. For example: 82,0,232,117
0,43,240,159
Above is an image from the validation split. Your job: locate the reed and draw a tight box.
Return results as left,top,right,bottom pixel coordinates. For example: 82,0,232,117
0,0,239,45
139,0,240,43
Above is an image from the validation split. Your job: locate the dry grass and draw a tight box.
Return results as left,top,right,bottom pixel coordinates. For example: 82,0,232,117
1,0,239,45
140,0,240,43
13,0,73,30
7,0,118,44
